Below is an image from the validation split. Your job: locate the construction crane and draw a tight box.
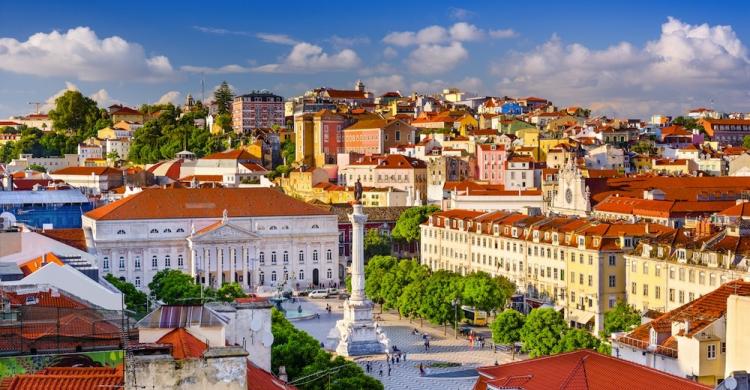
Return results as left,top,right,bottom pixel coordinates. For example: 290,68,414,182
28,102,44,114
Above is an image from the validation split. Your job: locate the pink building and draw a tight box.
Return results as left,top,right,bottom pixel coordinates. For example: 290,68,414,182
476,144,507,184
232,91,284,133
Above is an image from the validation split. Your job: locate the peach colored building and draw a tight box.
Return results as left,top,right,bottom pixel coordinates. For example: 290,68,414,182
476,144,507,184
340,154,427,203
342,119,415,155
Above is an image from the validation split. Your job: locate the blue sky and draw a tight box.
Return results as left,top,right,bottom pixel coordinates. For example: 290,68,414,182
1,0,749,118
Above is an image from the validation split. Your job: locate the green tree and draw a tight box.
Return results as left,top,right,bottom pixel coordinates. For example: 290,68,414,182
281,139,295,166
364,255,398,309
420,270,463,334
105,274,149,318
0,142,15,163
364,229,391,259
215,282,246,302
491,309,525,345
28,163,47,173
461,271,514,314
554,328,600,353
603,300,641,337
519,308,567,357
672,116,702,131
398,279,426,325
215,113,233,133
391,205,440,246
148,269,204,305
743,135,750,149
214,81,234,115
381,259,428,314
106,151,120,162
48,90,101,136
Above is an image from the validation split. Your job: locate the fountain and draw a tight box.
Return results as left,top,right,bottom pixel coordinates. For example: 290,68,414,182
269,284,316,321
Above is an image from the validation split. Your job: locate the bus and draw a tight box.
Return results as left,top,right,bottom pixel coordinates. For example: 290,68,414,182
461,306,488,326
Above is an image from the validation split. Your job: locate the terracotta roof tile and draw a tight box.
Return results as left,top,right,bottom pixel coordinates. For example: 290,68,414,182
50,167,122,176
38,229,87,251
156,328,207,359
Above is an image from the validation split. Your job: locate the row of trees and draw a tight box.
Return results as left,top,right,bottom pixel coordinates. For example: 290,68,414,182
364,256,515,333
490,300,641,358
104,274,149,318
145,269,246,305
272,309,382,390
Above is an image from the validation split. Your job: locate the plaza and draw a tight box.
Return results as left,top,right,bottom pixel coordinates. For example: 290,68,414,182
294,296,526,390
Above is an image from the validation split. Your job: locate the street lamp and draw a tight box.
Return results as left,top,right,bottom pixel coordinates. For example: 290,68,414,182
452,298,461,339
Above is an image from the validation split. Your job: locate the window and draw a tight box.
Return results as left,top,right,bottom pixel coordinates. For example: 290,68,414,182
299,270,304,280
271,251,277,265
259,252,265,265
164,255,171,268
669,288,675,302
721,342,726,354
271,271,277,282
103,256,110,270
707,344,716,360
655,265,661,277
608,275,616,288
679,290,685,304
135,277,141,287
299,250,305,264
609,255,616,266
152,256,158,269
312,224,320,229
631,282,637,295
118,256,125,270
655,286,661,299
269,226,277,230
679,268,685,281
642,263,648,275
588,275,592,286
259,271,265,285
176,228,185,233
326,249,332,262
177,255,184,268
643,284,649,296
163,228,171,233
134,256,141,270
631,260,637,273
283,251,289,264
150,229,158,234
117,230,126,235
326,268,333,279
313,250,319,262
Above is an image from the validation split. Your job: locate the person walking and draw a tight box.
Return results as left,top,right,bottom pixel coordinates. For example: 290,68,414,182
387,365,391,376
419,362,425,376
403,352,407,362
379,365,383,377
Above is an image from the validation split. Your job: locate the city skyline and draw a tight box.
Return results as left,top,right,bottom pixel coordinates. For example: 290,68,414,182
0,0,749,118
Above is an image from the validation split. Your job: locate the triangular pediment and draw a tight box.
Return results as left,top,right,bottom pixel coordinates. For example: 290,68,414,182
189,222,260,242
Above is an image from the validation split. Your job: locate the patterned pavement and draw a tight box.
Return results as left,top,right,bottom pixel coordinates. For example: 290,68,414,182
291,297,526,390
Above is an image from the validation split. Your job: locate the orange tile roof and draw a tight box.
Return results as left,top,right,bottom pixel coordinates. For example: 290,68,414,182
344,119,388,130
323,89,367,99
50,167,122,176
247,360,296,390
241,162,268,172
202,149,254,160
474,350,709,390
157,328,207,360
179,175,223,182
3,368,124,390
38,229,87,251
84,188,331,221
717,201,750,217
18,253,64,276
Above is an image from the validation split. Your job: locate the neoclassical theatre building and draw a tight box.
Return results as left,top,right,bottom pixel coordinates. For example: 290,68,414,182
82,187,340,291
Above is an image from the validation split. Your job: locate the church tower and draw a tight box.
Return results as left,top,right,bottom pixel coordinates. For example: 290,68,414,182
185,93,195,111
354,80,365,92
549,159,591,217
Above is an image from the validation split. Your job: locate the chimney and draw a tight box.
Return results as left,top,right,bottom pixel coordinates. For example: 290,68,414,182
278,366,288,382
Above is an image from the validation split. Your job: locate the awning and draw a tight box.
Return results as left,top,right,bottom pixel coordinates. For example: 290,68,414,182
567,310,595,325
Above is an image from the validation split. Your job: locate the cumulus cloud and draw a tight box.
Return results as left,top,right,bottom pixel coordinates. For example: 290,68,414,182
0,27,174,82
365,75,405,94
493,17,750,116
408,42,468,75
383,23,514,46
256,33,299,45
327,35,370,49
383,47,398,59
156,91,181,105
253,42,361,73
489,29,518,39
89,89,120,107
449,23,484,42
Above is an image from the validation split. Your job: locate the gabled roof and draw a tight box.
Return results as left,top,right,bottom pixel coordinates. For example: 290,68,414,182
202,149,254,160
137,305,229,329
84,188,331,221
156,328,208,360
50,167,122,176
718,201,750,218
474,349,710,390
0,366,124,390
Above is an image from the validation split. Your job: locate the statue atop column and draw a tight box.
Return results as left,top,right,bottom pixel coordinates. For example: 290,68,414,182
354,179,363,203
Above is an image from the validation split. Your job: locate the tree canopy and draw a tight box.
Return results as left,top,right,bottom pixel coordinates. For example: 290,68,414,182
491,309,525,345
391,205,440,244
602,300,641,336
48,90,102,139
105,274,148,318
462,271,514,314
554,328,601,354
214,81,234,115
364,229,391,259
519,308,567,358
147,269,244,305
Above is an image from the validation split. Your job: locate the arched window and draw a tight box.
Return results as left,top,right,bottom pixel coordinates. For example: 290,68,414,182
271,251,277,265
326,268,332,279
283,251,289,264
163,228,172,233
259,252,265,265
118,256,125,270
151,256,158,269
102,256,109,270
298,250,304,264
270,226,278,230
326,249,332,262
284,270,288,281
259,271,265,285
271,271,277,282
116,230,125,235
150,229,158,234
134,256,141,270
176,228,185,233
299,270,304,280
177,255,184,268
313,250,319,262
134,277,141,288
312,224,320,229
164,255,171,268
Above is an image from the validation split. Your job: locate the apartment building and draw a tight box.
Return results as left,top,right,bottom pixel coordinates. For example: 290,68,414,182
232,91,285,133
339,154,427,202
420,209,671,332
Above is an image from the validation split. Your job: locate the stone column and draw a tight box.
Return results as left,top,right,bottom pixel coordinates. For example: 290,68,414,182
348,203,368,302
203,248,209,288
242,246,249,290
216,247,223,286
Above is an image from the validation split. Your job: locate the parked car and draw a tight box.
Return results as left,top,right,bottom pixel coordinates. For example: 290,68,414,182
309,289,329,299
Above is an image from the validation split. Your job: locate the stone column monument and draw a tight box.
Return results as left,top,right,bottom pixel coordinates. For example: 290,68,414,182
333,194,388,356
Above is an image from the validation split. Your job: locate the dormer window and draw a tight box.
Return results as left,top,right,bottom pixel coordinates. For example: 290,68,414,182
312,224,320,229
176,228,185,233
270,226,278,230
578,237,585,247
150,229,158,234
163,228,171,233
116,230,126,235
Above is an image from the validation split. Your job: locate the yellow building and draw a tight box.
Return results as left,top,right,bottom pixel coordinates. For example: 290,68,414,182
279,167,328,200
294,114,315,166
456,114,478,136
420,209,672,333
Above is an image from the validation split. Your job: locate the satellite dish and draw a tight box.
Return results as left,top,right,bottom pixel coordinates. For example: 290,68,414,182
261,331,274,347
250,318,262,332
724,376,737,390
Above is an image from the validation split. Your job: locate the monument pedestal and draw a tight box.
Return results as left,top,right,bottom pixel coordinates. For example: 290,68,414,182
332,202,388,356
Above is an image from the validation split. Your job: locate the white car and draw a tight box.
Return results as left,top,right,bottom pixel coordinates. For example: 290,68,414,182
309,290,329,299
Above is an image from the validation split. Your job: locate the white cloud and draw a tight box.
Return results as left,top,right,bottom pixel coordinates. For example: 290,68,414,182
448,7,475,20
489,29,518,39
193,26,253,37
0,27,174,82
408,42,468,75
253,42,361,73
383,47,398,59
256,33,299,45
156,91,181,105
89,89,119,107
328,35,370,49
449,23,484,42
364,75,405,94
41,82,79,112
493,17,750,116
181,64,254,74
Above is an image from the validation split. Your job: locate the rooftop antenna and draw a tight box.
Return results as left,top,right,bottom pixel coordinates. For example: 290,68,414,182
28,102,43,114
201,73,206,104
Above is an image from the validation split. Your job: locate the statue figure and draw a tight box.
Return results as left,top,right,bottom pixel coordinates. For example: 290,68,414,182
354,178,363,202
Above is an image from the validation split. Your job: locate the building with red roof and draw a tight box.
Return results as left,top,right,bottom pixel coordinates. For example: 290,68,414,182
473,349,710,390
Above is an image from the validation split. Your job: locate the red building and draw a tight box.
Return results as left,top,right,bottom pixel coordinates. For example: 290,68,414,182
232,91,284,133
